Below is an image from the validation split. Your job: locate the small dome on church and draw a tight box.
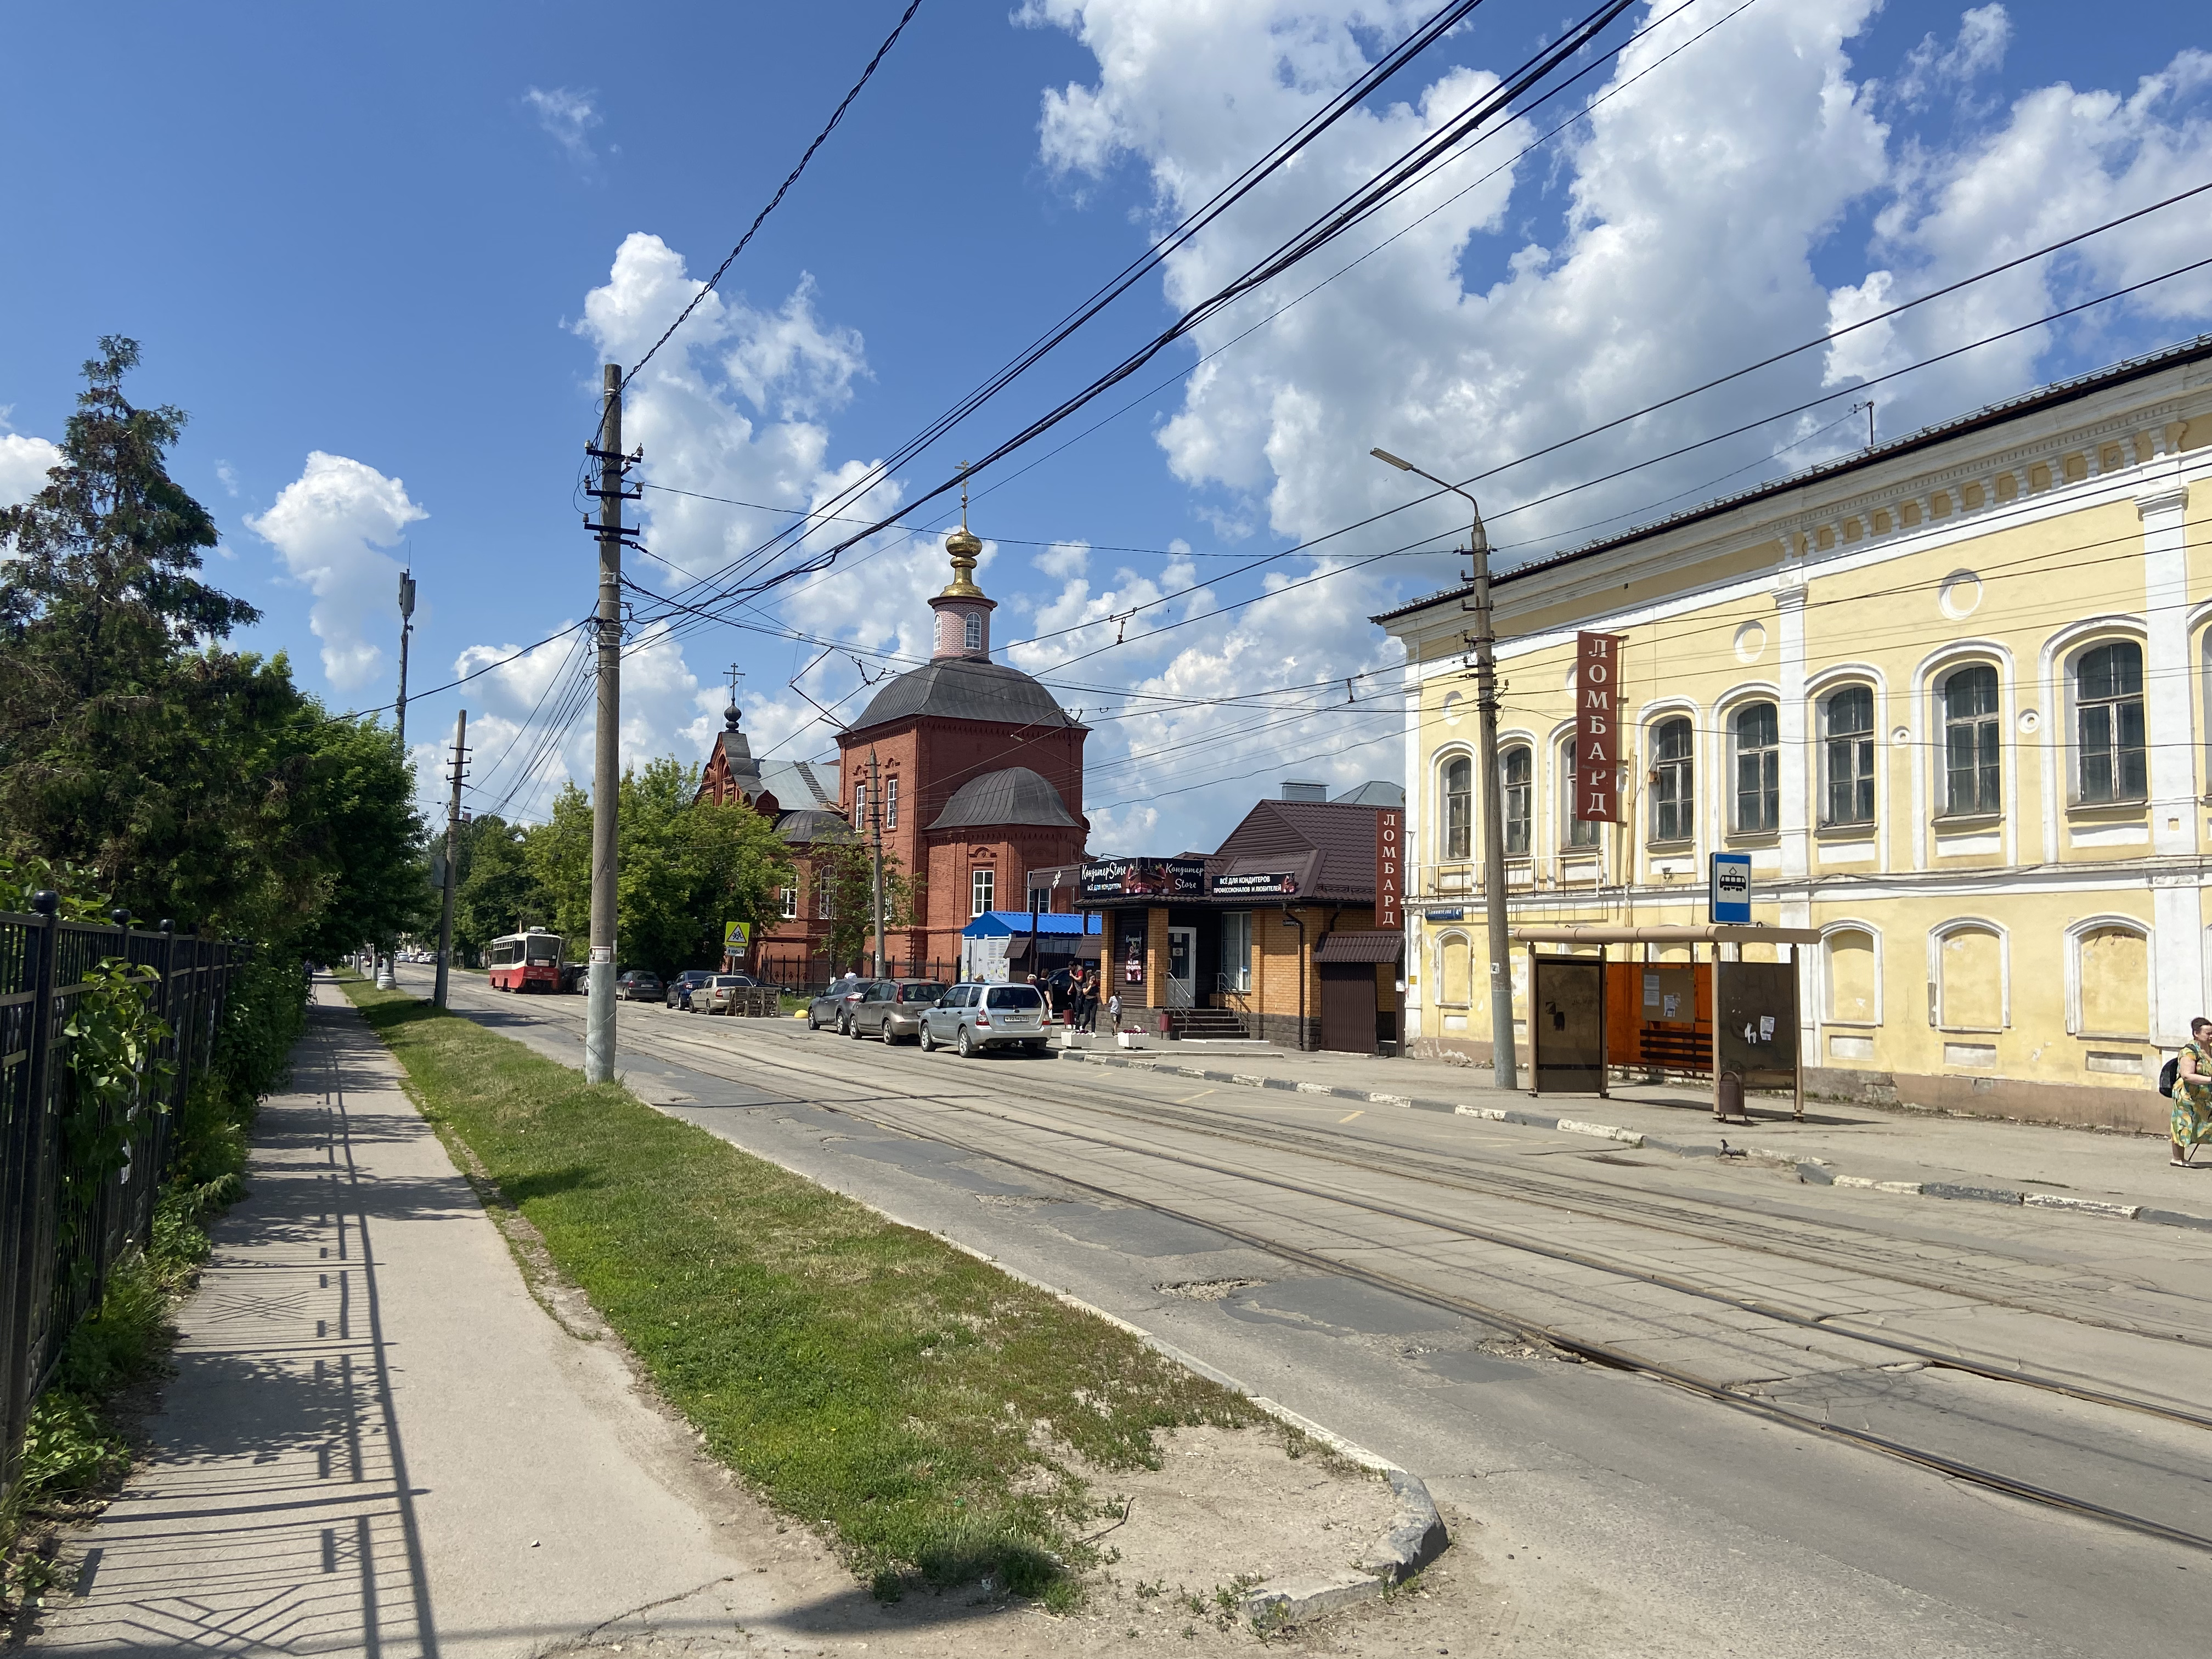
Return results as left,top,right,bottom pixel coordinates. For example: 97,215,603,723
929,766,1079,831
851,657,1078,733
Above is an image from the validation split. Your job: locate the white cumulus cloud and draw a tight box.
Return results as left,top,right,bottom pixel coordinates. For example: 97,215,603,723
0,430,61,509
246,452,426,691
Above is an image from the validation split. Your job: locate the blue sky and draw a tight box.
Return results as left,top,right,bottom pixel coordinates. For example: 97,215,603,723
4,1,2209,854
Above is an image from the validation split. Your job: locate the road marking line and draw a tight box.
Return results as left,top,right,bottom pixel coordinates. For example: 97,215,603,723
1176,1090,1216,1104
1339,1109,1364,1123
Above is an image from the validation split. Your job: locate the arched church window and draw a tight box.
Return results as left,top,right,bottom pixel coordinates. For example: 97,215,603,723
963,612,983,651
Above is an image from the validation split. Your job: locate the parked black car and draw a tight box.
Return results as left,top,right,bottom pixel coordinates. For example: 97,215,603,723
667,969,715,1011
615,969,663,1002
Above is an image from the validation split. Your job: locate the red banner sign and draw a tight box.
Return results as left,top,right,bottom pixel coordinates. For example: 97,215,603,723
1375,808,1402,929
1576,631,1625,823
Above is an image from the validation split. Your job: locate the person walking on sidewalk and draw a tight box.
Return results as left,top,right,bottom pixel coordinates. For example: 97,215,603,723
2173,1017,2212,1166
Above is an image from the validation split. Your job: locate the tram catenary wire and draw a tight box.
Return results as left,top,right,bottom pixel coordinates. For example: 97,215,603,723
488,351,2212,808
706,0,1770,611
636,0,1577,611
636,261,2212,697
636,177,2212,643
619,0,929,395
438,981,2212,1554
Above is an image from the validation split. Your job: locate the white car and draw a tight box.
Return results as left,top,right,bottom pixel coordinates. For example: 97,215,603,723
918,983,1050,1057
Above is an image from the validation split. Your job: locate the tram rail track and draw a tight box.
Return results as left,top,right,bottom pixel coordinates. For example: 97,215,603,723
558,995,2212,1352
439,983,2212,1555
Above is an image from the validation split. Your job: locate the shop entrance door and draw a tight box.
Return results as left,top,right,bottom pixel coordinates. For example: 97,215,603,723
1167,927,1196,1008
1319,962,1379,1053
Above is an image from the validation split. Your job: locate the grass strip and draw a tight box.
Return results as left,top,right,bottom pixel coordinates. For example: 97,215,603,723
339,979,1259,1604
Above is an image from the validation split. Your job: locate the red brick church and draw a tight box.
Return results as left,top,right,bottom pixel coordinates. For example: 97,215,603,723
697,507,1091,976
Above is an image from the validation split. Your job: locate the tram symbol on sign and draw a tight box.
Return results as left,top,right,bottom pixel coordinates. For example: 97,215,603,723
1709,853,1752,924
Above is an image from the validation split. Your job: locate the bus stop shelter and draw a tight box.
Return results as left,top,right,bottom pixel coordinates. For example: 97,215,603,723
1509,923,1823,1122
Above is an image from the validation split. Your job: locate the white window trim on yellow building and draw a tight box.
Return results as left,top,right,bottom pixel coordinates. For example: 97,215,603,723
1378,335,2212,1133
1926,917,2010,1033
2063,913,2156,1042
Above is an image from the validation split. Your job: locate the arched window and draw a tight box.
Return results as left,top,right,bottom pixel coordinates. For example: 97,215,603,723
2073,923,2149,1039
1441,755,1472,860
1731,702,1778,833
962,612,984,652
1941,664,2001,816
1559,738,1598,848
2076,642,2145,803
1822,685,1876,826
1502,747,1532,856
1649,717,1693,842
1438,934,1472,1005
1823,927,1879,1024
1933,923,2004,1031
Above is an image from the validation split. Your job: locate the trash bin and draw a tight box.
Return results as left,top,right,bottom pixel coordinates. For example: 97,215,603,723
1716,1071,1745,1119
1158,1009,1173,1040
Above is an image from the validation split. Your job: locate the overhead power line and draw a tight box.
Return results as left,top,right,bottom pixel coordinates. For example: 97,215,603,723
654,0,1648,613
622,0,928,393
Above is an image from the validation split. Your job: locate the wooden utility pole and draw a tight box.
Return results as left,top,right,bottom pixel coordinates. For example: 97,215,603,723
868,749,886,977
1372,448,1517,1087
586,365,623,1084
435,709,466,1009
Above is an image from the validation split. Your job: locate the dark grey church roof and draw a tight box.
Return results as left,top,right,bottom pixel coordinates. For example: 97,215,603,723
776,808,855,845
929,767,1079,831
852,658,1078,733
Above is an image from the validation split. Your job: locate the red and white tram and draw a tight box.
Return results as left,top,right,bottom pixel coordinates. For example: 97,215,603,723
487,929,564,992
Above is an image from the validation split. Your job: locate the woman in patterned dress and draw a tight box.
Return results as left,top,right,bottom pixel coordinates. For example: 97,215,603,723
2172,1017,2212,1167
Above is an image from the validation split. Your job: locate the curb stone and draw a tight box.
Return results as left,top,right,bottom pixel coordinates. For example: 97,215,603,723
1051,1047,2212,1235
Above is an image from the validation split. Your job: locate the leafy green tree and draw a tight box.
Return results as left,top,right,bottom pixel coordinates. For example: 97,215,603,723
453,814,548,960
525,783,595,943
0,338,430,956
284,714,433,962
0,337,285,928
523,760,792,977
811,836,913,974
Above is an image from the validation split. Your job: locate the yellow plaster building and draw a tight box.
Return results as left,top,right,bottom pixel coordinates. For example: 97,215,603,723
1377,337,2212,1133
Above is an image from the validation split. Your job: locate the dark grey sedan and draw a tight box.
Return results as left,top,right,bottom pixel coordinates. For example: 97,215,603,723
806,978,874,1034
849,980,949,1043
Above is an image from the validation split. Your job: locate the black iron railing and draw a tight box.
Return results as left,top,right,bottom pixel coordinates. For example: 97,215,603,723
0,898,239,1503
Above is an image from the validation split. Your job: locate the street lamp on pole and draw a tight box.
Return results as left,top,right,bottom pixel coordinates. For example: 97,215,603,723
1370,447,1518,1090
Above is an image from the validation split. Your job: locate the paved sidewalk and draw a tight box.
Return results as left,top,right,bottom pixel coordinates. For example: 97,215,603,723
19,983,796,1659
1051,1035,2212,1224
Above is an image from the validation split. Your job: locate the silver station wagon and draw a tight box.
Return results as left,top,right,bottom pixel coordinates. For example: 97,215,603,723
919,982,1050,1057
848,979,949,1043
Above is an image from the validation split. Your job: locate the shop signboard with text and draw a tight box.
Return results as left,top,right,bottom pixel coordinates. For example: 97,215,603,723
1375,808,1402,929
1576,630,1626,823
1081,857,1206,900
1210,870,1301,898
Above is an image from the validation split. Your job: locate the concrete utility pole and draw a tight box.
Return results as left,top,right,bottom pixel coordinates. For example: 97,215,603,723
435,709,467,1009
1371,448,1518,1090
395,567,417,746
586,364,624,1085
868,748,886,977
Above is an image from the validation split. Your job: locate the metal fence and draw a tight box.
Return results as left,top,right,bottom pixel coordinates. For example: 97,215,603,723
755,955,962,998
1,899,239,1501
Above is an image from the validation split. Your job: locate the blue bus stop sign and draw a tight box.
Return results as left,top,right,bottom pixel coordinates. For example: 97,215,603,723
1709,853,1752,924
